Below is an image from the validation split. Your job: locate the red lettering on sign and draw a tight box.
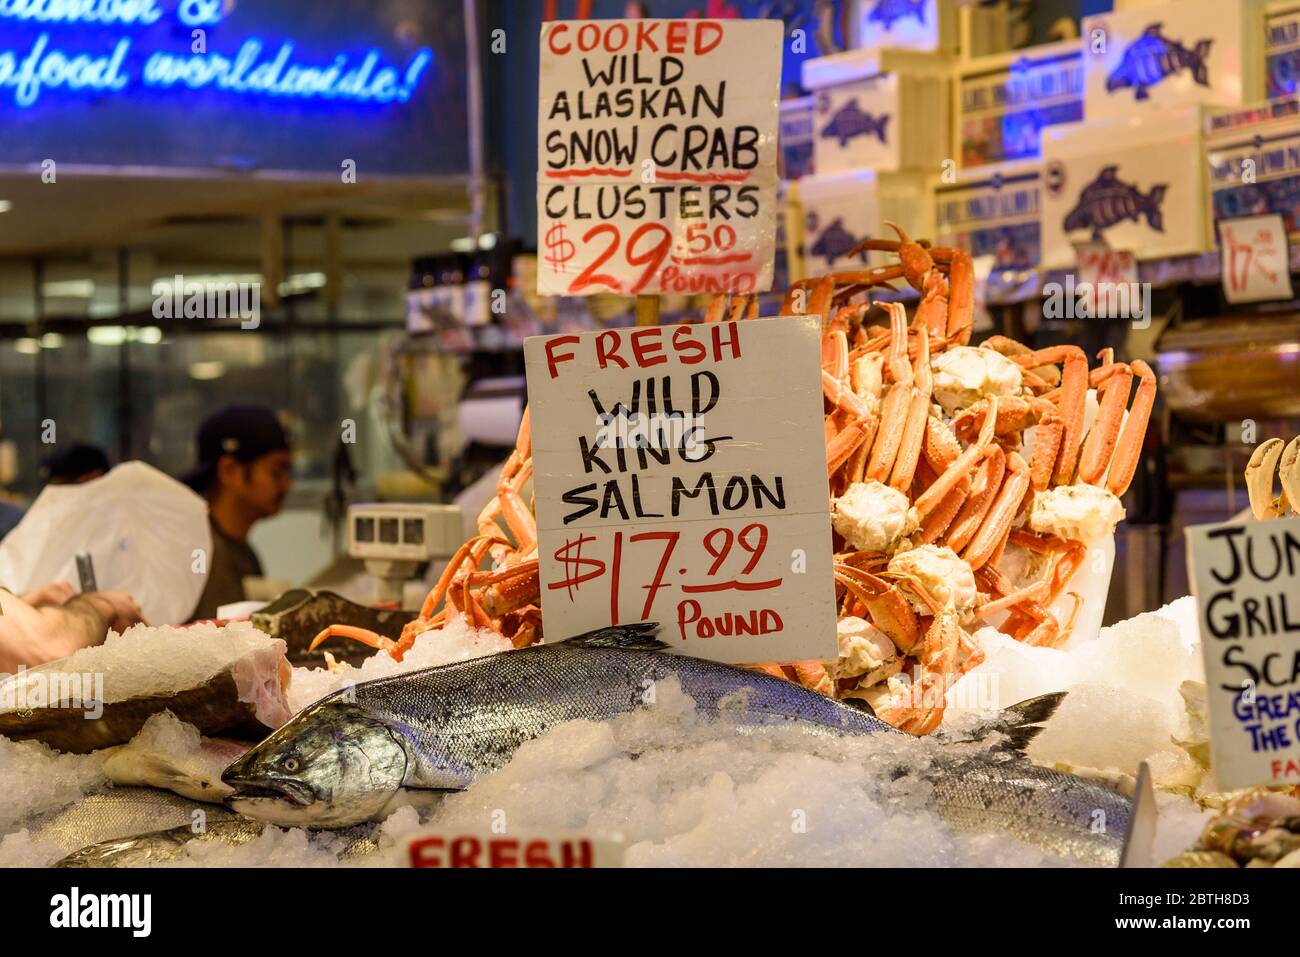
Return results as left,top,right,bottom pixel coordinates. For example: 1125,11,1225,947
545,334,581,379
547,24,571,55
595,330,628,371
631,328,667,368
1272,759,1300,779
666,20,688,52
450,836,480,867
407,836,444,867
696,22,723,54
489,839,519,867
713,321,742,360
673,324,707,365
635,20,659,52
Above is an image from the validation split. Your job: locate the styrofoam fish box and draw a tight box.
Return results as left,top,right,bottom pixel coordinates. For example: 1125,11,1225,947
1206,95,1300,238
935,160,1042,274
1265,4,1300,99
847,0,958,53
1082,0,1265,122
780,96,816,181
791,169,933,278
1040,110,1210,269
956,41,1084,169
803,48,950,176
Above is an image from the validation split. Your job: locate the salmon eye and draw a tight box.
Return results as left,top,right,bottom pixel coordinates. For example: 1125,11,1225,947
283,757,301,773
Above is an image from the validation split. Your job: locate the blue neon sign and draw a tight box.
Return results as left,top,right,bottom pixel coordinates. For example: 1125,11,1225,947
0,0,433,108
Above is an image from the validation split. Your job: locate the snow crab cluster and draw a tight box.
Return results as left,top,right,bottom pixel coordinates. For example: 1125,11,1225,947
738,224,1157,733
311,225,1157,737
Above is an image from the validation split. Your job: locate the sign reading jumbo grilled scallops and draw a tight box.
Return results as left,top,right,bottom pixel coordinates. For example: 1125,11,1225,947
1186,515,1300,789
523,317,836,664
536,19,782,297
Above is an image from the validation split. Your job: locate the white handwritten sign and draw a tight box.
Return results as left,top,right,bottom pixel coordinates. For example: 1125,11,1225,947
1072,242,1139,318
536,19,782,297
523,317,837,664
1186,516,1300,789
1220,214,1294,304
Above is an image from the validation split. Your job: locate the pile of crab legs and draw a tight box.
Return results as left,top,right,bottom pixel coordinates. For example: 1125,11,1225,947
310,224,1157,736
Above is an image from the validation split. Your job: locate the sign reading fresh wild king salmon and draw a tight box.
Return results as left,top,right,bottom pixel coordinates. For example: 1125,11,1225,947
523,317,837,665
536,19,782,297
1186,516,1300,790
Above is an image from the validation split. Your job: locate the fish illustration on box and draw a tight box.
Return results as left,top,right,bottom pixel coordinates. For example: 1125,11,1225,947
809,217,866,263
1063,166,1167,240
820,99,891,148
1105,23,1212,101
868,0,926,31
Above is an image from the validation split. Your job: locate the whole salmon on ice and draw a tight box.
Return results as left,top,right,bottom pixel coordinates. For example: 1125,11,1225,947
222,624,1131,864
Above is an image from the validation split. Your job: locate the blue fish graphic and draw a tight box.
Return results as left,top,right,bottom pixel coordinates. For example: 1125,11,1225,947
810,218,866,263
1106,23,1212,100
820,99,891,148
868,0,926,31
1063,166,1167,240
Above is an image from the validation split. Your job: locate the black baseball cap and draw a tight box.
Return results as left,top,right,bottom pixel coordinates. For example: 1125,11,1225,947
181,405,290,493
40,443,110,483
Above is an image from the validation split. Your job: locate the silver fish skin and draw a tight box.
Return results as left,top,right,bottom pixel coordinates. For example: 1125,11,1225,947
222,625,1131,864
26,787,239,855
56,819,267,868
55,820,382,868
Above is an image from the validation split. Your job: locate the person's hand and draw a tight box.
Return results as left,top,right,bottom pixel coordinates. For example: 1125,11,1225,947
20,580,75,608
79,591,146,634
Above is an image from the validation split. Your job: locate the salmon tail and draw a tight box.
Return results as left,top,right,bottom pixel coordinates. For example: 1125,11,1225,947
1145,185,1167,232
1193,40,1212,86
876,114,890,143
933,691,1067,753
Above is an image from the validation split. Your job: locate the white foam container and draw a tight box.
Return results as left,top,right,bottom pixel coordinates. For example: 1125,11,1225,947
1082,0,1265,122
1040,108,1210,269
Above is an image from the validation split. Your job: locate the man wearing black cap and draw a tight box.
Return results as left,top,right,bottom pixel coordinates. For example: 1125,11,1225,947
41,443,110,485
182,405,293,620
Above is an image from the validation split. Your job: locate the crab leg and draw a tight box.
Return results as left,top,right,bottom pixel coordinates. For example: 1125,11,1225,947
888,324,931,493
1105,359,1156,496
945,249,974,347
913,395,999,519
962,451,1030,570
942,445,1005,554
1013,346,1087,485
833,564,921,654
308,624,396,654
1078,362,1133,485
866,304,912,482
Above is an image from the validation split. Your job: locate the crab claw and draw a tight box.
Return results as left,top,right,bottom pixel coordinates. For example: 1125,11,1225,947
885,220,936,292
1246,438,1285,521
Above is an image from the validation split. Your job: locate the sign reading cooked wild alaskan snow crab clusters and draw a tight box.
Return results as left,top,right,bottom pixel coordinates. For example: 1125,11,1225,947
536,19,782,297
